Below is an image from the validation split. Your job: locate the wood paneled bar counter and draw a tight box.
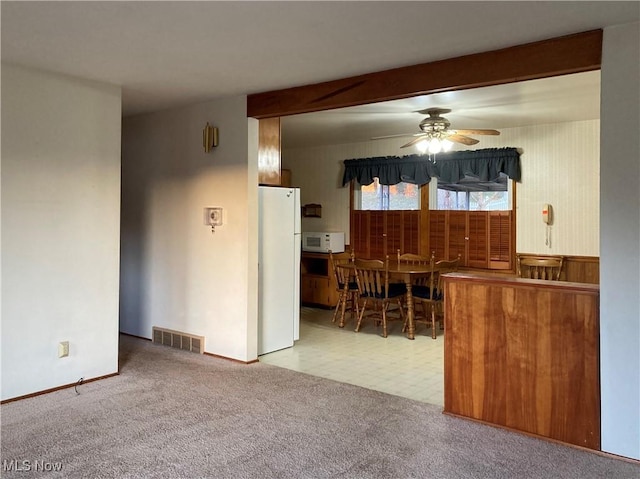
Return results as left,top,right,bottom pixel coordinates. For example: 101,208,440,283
442,273,600,450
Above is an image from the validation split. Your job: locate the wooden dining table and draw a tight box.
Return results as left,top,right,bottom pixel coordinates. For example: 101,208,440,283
336,262,437,340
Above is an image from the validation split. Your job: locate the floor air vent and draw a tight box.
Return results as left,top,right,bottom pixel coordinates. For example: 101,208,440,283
152,327,204,354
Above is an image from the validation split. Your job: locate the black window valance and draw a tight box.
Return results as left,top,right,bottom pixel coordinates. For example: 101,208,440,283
342,147,521,186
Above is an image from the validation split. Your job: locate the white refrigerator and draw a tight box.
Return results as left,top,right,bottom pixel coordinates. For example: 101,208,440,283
258,186,301,355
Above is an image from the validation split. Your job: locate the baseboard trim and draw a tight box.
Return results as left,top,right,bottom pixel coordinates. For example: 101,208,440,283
119,331,151,341
1,372,119,405
442,411,640,463
593,449,640,465
120,331,258,364
443,411,599,451
203,351,259,365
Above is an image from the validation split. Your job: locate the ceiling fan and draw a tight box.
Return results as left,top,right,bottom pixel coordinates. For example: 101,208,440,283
374,108,500,154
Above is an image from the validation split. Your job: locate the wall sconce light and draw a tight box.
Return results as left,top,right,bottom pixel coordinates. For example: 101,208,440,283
203,123,219,153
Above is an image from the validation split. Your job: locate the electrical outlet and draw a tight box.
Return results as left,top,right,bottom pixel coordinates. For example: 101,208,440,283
58,341,69,358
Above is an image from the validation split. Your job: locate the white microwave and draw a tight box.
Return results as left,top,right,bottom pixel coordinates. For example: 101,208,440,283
302,232,345,253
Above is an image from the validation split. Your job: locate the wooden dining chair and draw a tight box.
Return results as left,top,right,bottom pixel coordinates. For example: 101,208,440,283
353,257,406,338
328,250,359,326
396,249,432,310
516,254,564,281
408,255,460,339
397,250,432,266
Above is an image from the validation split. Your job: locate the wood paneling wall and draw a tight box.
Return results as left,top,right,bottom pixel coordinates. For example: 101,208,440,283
517,252,600,284
443,273,600,450
258,118,281,185
563,255,600,284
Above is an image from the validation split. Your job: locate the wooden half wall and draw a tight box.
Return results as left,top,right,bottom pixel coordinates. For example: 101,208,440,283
443,273,600,450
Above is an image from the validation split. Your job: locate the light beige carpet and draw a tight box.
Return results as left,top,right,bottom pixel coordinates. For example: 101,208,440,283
1,335,638,478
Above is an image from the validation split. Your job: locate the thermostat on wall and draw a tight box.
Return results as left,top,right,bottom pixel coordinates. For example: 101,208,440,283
204,207,223,232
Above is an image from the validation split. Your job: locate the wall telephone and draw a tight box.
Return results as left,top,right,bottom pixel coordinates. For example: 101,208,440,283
542,204,553,225
542,203,553,248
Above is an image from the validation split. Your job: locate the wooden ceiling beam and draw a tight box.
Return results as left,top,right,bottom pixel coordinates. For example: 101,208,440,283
247,30,602,119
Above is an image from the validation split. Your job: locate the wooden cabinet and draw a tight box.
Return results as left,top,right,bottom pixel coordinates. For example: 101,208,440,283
301,275,332,306
300,252,339,308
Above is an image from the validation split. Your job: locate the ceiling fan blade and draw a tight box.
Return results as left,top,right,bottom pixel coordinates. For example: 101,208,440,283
453,129,500,136
371,133,422,140
400,135,428,148
447,134,479,146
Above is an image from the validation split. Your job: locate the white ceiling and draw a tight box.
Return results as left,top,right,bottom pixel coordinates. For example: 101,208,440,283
2,2,638,147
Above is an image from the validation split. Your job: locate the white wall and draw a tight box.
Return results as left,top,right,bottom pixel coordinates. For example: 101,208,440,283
475,120,600,256
283,138,406,235
283,120,600,257
1,64,122,401
120,96,259,362
600,21,640,460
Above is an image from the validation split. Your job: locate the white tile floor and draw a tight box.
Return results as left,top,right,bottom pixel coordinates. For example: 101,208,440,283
259,306,445,407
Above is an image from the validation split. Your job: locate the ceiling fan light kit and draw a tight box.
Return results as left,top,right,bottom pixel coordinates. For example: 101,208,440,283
396,108,500,154
416,136,454,154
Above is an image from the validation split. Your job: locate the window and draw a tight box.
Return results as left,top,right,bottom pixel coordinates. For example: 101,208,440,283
434,173,511,211
355,178,420,210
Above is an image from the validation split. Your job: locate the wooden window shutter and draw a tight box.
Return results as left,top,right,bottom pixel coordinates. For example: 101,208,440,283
401,211,421,255
385,211,421,258
467,212,489,268
351,211,370,258
385,211,403,258
448,211,468,264
428,210,513,269
369,211,385,259
489,211,512,269
351,210,420,260
428,210,447,259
